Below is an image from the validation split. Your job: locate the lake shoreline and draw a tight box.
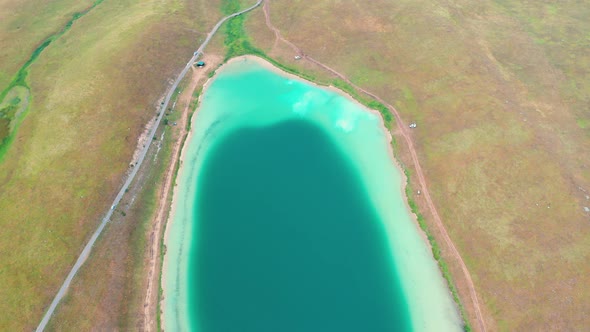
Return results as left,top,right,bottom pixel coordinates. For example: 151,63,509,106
160,54,459,331
159,55,223,332
231,55,429,248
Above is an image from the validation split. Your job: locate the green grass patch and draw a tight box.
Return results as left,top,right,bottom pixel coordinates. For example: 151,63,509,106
0,0,105,163
577,118,589,129
0,119,9,142
221,0,241,15
401,86,417,113
223,15,265,61
220,0,267,61
2,0,105,96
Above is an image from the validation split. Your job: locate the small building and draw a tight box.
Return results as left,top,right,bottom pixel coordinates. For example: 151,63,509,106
409,122,417,129
195,61,206,67
294,55,302,60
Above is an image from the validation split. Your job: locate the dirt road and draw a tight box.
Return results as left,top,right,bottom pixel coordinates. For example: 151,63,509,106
35,2,262,330
263,2,487,331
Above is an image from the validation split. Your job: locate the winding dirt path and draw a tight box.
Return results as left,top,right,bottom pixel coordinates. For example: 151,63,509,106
263,2,486,331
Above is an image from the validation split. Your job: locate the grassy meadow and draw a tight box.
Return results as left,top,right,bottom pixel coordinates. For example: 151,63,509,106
1,0,589,330
253,0,590,330
0,0,100,160
0,0,223,329
0,0,96,89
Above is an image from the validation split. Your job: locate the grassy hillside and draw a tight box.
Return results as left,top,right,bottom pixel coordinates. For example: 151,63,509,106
0,0,103,161
0,0,96,89
0,0,222,329
253,0,590,330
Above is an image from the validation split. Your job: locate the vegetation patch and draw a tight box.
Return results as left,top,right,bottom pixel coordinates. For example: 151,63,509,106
0,86,29,159
0,0,105,162
223,15,265,60
0,0,224,328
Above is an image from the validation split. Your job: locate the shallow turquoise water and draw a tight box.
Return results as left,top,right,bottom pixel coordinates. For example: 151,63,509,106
165,57,462,331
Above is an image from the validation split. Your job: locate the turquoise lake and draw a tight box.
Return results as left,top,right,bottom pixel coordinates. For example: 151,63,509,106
164,57,462,331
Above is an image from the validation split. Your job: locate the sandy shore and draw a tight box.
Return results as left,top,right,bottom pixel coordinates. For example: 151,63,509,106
158,54,456,331
147,53,222,332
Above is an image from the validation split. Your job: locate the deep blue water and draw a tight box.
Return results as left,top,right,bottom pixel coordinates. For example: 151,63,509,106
189,119,412,332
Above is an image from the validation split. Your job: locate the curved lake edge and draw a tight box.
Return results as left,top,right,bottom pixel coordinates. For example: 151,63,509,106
161,54,462,331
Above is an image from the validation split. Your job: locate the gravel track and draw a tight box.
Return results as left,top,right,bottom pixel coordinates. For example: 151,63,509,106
35,2,262,331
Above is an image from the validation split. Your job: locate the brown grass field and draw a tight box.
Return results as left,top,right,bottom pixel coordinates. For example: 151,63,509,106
249,0,590,330
0,0,589,330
